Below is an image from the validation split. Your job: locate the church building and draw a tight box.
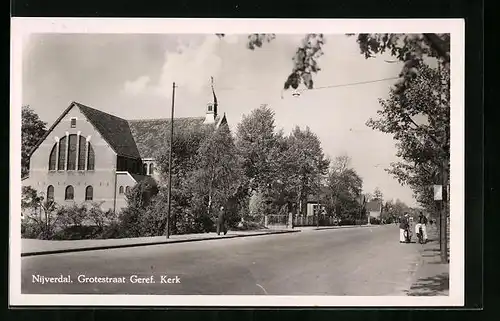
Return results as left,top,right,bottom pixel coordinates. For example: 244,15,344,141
22,88,227,213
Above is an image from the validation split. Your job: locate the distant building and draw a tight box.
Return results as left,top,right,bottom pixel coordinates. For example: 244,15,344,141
365,199,383,218
305,187,330,216
22,90,227,213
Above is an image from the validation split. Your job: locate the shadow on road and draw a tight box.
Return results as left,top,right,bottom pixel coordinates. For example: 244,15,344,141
405,272,449,296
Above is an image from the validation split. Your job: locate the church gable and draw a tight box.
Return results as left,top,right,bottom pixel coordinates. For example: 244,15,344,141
28,101,141,160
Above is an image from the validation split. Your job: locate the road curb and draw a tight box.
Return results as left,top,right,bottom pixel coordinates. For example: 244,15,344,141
314,224,378,231
21,230,300,257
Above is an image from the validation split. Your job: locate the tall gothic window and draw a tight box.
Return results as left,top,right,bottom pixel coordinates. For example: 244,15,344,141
78,136,87,170
47,185,54,201
143,164,147,175
65,185,74,200
49,144,57,170
149,163,154,175
67,134,77,170
49,137,95,172
85,186,93,201
87,143,95,170
58,136,67,170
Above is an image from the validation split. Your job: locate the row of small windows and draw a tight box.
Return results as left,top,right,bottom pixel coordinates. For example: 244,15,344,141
143,163,154,175
46,185,93,201
119,186,131,194
49,134,95,171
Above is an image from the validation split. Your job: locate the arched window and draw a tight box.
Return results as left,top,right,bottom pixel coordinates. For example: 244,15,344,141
67,134,77,170
85,186,93,201
87,143,95,170
149,163,154,175
65,185,74,200
58,136,67,170
143,164,148,175
119,186,124,194
78,136,87,170
125,186,131,194
47,185,54,201
48,144,57,170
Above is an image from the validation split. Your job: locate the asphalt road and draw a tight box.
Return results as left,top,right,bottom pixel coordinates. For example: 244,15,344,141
21,225,424,295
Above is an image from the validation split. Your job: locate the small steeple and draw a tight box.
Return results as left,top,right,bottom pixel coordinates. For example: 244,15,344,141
211,76,218,119
204,76,219,124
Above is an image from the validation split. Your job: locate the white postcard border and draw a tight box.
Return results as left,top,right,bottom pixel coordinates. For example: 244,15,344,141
10,18,465,307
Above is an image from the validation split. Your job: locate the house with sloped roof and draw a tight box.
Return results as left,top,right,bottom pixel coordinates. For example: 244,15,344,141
365,199,383,218
22,91,227,212
305,186,330,216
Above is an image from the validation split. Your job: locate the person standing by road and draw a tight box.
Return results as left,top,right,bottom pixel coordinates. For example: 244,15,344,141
415,211,428,243
217,206,228,236
399,213,410,243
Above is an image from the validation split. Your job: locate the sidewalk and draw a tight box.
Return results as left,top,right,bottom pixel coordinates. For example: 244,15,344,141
21,229,298,257
21,223,376,257
405,225,449,296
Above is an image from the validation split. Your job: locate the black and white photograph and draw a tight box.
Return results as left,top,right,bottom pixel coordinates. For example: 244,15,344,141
10,18,464,306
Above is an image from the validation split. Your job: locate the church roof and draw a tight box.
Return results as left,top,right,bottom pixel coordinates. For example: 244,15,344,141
127,115,225,159
75,102,142,159
28,101,227,161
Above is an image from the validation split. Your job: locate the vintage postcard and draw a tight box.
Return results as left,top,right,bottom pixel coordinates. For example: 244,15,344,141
10,18,464,306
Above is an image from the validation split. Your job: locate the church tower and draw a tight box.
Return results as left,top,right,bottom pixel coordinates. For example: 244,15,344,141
203,76,218,124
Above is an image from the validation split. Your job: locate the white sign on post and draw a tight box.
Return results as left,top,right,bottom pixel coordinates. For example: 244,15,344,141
433,185,443,201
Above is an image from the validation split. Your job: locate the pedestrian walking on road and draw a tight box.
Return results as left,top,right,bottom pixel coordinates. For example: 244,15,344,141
399,213,410,243
217,206,228,236
415,211,428,243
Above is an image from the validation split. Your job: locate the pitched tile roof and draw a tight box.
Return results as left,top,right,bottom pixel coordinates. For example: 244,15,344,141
365,199,383,212
75,102,142,159
28,101,227,162
127,117,211,159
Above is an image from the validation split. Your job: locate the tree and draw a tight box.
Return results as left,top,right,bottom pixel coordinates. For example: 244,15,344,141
21,186,59,239
326,156,364,220
125,178,159,209
216,33,449,93
118,179,159,237
235,105,279,193
87,202,116,230
352,33,450,94
381,199,409,223
155,125,211,185
366,63,449,214
154,125,210,233
286,126,330,215
22,105,47,177
193,124,243,226
373,187,384,201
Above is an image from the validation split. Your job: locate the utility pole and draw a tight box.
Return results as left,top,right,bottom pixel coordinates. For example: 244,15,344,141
316,157,321,228
438,61,449,264
440,159,448,263
165,82,176,239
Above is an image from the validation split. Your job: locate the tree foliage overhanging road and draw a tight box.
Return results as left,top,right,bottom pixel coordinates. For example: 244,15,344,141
216,33,450,94
367,63,450,216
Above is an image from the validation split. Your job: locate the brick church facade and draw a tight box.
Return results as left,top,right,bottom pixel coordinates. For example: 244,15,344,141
22,97,227,213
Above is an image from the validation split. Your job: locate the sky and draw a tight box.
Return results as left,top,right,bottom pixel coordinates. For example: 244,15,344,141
22,33,417,206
